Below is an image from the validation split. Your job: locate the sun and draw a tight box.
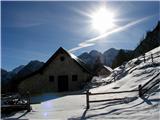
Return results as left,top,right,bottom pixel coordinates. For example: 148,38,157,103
91,7,115,33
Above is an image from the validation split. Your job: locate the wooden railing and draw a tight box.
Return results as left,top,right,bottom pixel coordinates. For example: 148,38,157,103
139,72,160,96
142,51,160,63
1,91,31,113
86,73,160,109
86,89,138,109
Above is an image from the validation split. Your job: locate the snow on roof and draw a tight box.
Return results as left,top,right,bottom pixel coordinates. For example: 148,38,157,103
21,47,93,80
66,49,93,74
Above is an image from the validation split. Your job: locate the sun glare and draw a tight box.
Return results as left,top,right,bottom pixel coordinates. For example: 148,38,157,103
91,7,115,33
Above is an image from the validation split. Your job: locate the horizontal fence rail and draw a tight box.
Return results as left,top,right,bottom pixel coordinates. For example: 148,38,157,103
86,76,160,109
86,89,139,109
143,51,160,58
140,72,160,91
142,78,160,95
90,98,126,103
89,90,138,96
141,52,160,63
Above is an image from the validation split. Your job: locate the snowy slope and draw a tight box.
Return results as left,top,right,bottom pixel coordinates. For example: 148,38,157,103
90,46,160,92
78,46,160,120
3,47,160,120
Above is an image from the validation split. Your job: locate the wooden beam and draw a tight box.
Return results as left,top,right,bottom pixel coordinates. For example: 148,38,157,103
86,90,90,109
90,98,124,103
89,90,138,95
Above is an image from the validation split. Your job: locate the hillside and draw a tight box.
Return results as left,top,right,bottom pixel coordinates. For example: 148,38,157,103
14,60,44,78
12,65,25,74
1,60,44,93
112,21,160,69
134,21,160,57
82,46,160,120
1,69,16,93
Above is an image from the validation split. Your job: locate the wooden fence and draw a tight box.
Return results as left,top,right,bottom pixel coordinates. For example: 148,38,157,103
139,72,160,96
86,89,138,109
86,73,160,109
142,51,160,63
2,91,31,113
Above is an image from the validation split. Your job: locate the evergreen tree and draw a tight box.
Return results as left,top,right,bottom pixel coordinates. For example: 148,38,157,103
112,49,126,68
93,56,103,74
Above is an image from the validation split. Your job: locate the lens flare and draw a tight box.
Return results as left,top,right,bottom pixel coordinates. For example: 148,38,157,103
91,7,115,33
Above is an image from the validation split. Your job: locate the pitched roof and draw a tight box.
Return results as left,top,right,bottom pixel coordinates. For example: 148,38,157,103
21,47,93,80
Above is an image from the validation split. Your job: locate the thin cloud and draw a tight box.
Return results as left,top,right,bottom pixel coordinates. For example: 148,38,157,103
69,15,153,53
69,43,95,52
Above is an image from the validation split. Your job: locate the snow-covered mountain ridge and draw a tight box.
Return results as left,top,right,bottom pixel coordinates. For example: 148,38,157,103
78,48,119,68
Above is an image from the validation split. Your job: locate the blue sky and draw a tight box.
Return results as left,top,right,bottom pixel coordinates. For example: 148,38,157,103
1,1,160,71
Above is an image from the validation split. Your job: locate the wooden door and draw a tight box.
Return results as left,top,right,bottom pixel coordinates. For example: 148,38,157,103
58,75,68,92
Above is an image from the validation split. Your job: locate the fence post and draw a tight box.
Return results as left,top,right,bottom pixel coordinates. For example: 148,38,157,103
151,54,153,62
27,91,31,112
143,54,146,63
86,90,90,109
138,84,142,97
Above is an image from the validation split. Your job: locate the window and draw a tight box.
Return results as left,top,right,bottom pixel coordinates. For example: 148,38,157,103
60,56,65,61
72,75,78,81
49,76,54,82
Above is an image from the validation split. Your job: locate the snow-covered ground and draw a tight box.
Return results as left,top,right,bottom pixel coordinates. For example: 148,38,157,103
2,47,160,120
